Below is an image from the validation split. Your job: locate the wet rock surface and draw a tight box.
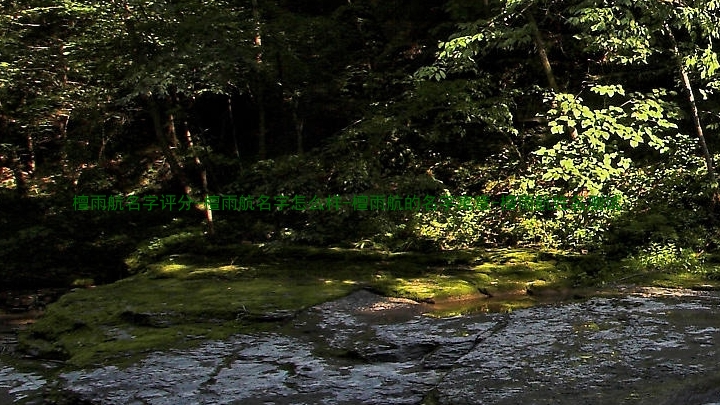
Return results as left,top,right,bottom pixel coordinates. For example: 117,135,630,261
0,289,62,405
434,292,720,404
5,288,720,404
0,364,46,405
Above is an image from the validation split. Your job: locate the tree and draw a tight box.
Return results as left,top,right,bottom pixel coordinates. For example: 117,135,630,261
567,0,720,181
405,0,720,250
0,2,85,193
424,0,719,194
65,0,263,234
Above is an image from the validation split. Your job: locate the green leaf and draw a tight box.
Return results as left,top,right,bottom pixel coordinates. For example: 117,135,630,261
560,159,574,170
591,84,625,97
657,119,677,129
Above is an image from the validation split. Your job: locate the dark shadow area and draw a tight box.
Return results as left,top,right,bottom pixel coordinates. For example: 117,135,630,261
0,190,190,289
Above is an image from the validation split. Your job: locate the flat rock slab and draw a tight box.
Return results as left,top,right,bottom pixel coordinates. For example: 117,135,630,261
6,288,720,404
434,294,720,404
60,289,498,404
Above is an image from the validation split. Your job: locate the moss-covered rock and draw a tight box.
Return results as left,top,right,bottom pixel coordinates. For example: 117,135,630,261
19,244,720,370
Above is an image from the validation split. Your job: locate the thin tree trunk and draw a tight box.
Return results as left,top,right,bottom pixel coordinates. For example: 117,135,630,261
183,123,214,236
119,1,189,193
98,124,108,164
527,11,558,92
120,1,214,230
150,96,216,234
526,11,578,141
257,86,267,159
26,131,35,174
252,0,267,160
227,95,240,158
57,112,71,179
2,112,33,189
167,112,180,150
148,97,192,197
57,39,73,181
666,25,716,182
0,115,28,195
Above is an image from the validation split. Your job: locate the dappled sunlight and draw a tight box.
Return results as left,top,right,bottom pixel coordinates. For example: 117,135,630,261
485,248,540,264
152,263,190,275
186,265,255,279
2,0,720,402
372,275,478,301
318,279,361,286
19,245,720,369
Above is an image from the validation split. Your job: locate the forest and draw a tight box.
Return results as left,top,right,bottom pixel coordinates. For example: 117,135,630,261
3,0,720,283
2,0,720,401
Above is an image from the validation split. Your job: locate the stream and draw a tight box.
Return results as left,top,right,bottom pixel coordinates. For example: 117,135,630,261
4,287,720,404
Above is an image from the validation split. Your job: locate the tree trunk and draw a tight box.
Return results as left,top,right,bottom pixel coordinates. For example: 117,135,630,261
1,103,29,195
149,98,217,234
57,112,71,180
166,112,180,150
227,95,240,158
257,85,267,160
527,11,558,92
526,11,578,141
183,122,214,236
296,115,304,155
148,97,192,197
666,25,716,182
252,0,267,160
26,131,35,174
119,1,212,231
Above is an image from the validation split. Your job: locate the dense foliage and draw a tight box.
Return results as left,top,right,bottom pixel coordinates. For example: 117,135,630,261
2,0,720,287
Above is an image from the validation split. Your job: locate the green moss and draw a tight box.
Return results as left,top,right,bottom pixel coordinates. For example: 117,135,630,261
644,270,720,289
372,275,478,301
469,254,569,295
485,248,540,264
28,244,717,371
22,262,358,368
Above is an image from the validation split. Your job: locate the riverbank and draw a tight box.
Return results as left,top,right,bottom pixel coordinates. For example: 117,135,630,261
10,245,720,370
6,286,720,404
